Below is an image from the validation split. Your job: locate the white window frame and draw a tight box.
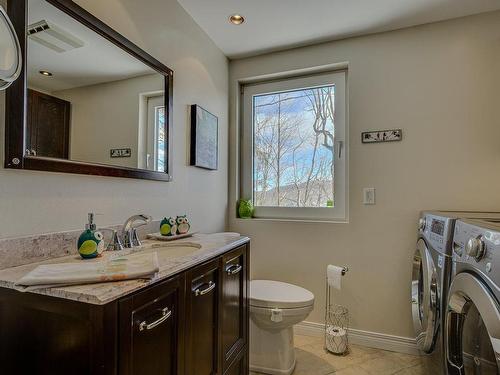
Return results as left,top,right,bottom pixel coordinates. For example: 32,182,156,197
240,70,348,222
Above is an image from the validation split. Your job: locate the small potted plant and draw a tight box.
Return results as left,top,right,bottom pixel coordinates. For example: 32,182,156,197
238,199,254,219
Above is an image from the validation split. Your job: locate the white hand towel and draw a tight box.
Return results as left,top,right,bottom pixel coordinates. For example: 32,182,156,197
15,252,159,290
327,265,344,290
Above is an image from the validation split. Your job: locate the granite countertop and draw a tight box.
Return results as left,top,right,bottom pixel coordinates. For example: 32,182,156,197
0,232,249,305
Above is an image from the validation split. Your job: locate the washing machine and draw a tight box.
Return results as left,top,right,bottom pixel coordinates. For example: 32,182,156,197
412,212,500,375
445,219,500,375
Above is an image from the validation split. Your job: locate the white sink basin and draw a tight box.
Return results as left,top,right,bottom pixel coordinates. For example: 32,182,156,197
142,242,202,264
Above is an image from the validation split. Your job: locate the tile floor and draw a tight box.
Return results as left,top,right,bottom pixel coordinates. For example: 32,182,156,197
250,334,427,375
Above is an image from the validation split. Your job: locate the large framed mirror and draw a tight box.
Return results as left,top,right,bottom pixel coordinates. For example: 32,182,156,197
5,0,173,181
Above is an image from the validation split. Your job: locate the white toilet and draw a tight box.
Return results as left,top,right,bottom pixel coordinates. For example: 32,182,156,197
249,280,314,375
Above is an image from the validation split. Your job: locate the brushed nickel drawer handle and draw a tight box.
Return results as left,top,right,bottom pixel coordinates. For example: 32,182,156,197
226,264,242,275
139,307,172,331
194,281,215,296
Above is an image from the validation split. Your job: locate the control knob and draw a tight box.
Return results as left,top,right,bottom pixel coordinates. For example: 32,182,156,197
465,237,485,261
418,218,426,231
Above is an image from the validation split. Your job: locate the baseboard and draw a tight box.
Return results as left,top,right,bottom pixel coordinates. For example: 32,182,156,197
295,321,420,356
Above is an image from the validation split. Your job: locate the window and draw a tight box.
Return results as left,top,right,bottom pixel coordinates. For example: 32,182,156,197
146,95,166,172
155,106,166,172
240,70,347,221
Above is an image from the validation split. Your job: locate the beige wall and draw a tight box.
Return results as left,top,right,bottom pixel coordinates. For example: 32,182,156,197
55,73,163,169
229,11,500,338
0,0,229,239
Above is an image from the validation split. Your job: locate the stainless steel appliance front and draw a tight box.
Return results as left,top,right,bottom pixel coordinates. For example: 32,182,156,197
412,212,500,375
445,219,500,375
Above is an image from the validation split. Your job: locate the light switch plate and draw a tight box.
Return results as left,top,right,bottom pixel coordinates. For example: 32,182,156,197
363,188,376,205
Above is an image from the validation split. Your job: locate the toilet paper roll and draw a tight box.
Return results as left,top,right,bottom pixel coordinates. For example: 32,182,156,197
326,326,348,354
327,265,344,290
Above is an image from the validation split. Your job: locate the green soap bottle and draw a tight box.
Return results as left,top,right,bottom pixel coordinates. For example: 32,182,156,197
77,213,105,259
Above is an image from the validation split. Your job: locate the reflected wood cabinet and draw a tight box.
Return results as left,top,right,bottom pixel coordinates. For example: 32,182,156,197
0,243,249,375
27,89,71,159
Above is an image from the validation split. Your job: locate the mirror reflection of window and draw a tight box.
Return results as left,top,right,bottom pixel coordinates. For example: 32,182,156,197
146,96,165,172
156,107,166,172
25,0,167,171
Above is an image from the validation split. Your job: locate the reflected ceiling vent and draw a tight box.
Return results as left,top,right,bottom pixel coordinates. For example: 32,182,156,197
28,20,84,53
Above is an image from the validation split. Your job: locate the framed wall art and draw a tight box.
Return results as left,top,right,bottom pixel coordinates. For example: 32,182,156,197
190,105,218,170
361,129,402,144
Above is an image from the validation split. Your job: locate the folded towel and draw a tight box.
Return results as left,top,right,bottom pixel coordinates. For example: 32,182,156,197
15,252,159,291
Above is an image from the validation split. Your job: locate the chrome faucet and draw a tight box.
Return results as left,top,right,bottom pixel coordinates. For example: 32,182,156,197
122,214,152,248
98,228,124,251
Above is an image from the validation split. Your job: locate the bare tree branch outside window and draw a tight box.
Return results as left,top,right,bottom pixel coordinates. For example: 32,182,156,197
253,85,336,208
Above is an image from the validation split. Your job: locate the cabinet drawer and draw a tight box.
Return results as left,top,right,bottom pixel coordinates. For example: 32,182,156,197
119,275,185,375
221,245,248,372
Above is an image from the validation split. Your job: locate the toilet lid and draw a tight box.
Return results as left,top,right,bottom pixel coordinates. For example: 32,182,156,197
250,280,314,309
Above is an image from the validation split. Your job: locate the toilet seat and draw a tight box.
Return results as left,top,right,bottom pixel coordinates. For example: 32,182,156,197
250,304,313,316
250,280,314,309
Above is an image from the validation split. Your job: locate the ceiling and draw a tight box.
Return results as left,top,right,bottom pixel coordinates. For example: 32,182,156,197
27,0,156,92
177,0,500,58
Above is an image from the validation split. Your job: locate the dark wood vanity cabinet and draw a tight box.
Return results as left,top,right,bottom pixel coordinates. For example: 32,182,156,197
0,242,249,375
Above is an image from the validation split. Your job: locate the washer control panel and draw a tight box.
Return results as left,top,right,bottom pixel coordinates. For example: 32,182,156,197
453,220,500,286
419,213,453,254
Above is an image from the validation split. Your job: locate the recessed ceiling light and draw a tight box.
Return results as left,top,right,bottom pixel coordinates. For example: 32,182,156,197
229,14,244,25
39,70,52,76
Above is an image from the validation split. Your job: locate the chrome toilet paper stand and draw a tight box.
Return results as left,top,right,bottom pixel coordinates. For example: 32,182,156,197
324,266,349,355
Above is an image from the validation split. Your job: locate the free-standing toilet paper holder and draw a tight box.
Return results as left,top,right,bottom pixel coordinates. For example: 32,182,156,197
325,266,349,355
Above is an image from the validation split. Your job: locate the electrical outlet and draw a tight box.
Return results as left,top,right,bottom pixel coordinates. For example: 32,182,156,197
363,188,376,205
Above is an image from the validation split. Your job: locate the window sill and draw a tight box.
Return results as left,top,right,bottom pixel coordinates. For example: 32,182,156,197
233,217,349,224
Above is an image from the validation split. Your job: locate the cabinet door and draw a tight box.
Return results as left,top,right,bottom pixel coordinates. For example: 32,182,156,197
224,347,248,375
27,89,71,159
185,258,220,375
221,245,248,373
119,275,185,375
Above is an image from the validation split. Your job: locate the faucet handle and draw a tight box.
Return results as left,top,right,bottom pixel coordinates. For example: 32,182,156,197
99,228,124,251
124,228,142,248
131,228,142,247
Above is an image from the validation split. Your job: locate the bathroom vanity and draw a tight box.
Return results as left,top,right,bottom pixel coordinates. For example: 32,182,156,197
0,234,250,375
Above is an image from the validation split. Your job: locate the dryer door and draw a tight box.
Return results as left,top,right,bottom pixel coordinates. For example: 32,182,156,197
445,272,500,375
412,239,439,353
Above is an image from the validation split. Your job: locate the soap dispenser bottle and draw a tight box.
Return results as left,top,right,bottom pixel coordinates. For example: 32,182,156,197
77,213,105,259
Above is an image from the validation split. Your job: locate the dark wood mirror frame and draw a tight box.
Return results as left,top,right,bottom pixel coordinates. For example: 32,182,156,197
5,0,174,181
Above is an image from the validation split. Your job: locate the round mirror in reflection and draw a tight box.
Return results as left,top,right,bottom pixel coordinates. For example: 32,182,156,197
0,5,22,89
